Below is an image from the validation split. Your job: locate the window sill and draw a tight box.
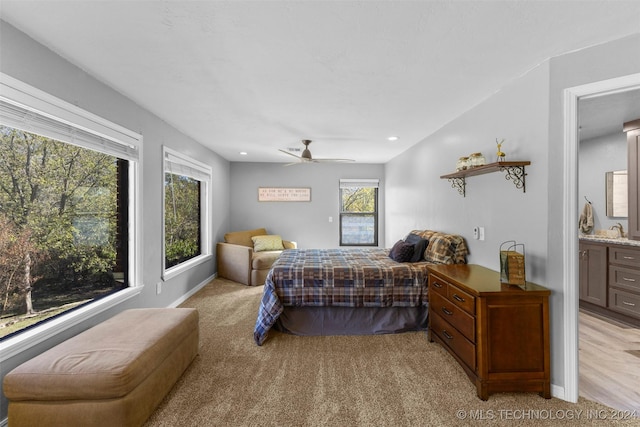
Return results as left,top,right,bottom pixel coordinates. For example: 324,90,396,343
0,286,141,362
163,254,213,281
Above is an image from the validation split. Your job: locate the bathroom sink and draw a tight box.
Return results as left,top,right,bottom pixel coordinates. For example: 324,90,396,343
594,229,622,239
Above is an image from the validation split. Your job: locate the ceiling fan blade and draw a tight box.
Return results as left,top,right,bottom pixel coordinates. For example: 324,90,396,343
278,149,302,159
311,158,356,163
279,140,355,164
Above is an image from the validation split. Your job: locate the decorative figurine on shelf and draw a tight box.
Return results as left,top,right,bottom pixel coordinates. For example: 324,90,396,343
496,138,506,162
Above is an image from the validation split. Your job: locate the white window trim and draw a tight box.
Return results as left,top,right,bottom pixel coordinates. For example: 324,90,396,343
162,146,212,281
0,73,143,360
339,178,380,246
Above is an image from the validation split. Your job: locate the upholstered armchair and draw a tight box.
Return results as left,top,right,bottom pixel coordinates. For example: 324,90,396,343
216,228,296,286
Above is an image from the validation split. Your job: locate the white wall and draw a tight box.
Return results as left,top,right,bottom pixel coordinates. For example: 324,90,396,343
230,162,385,248
579,132,628,232
0,21,231,418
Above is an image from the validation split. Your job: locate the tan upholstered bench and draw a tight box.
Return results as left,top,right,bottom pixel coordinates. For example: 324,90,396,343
3,308,199,427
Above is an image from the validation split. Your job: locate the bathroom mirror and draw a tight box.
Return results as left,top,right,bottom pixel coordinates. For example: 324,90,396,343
606,170,628,217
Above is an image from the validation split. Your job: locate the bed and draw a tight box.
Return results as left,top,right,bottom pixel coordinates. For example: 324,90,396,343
254,230,468,345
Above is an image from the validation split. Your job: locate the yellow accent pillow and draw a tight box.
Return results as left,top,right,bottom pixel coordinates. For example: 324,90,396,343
252,235,285,252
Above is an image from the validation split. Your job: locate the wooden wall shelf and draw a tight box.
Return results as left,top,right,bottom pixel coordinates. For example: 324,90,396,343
440,161,531,197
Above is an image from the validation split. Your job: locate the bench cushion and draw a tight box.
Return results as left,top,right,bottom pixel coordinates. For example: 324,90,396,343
4,308,198,401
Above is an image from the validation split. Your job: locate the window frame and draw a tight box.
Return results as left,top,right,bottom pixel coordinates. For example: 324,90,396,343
339,179,379,247
0,73,143,360
162,146,212,281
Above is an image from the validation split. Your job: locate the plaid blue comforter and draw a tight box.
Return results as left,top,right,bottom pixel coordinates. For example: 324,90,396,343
253,248,431,345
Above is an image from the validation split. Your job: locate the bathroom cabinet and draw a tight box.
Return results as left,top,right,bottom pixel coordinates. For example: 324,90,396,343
579,238,640,323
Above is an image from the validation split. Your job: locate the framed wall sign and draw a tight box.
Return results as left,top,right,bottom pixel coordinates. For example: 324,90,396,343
258,187,311,202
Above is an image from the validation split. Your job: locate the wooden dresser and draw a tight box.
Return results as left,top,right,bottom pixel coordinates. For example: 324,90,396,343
427,264,551,400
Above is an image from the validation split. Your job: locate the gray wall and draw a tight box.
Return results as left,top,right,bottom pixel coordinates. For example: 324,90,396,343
386,32,640,394
386,62,550,275
229,162,385,248
579,132,628,232
0,21,231,418
546,33,640,393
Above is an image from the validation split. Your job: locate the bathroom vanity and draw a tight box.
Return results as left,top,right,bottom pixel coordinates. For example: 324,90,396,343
579,235,640,325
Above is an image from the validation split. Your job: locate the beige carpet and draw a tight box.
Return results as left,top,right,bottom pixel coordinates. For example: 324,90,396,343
144,278,639,426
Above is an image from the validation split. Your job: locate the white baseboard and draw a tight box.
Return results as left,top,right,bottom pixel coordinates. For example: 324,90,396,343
551,384,572,402
168,273,216,308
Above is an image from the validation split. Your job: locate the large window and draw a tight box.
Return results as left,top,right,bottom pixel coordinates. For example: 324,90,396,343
0,74,141,342
163,147,211,279
339,179,379,246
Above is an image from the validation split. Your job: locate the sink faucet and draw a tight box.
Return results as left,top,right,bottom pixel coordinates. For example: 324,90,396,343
610,223,624,238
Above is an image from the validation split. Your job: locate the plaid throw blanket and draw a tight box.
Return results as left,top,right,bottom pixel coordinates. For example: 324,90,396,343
253,248,431,345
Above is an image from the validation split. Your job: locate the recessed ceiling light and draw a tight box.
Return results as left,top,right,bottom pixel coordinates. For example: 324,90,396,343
239,151,248,155
387,136,399,141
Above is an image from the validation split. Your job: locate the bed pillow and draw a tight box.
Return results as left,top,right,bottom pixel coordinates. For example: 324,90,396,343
404,233,421,244
252,235,285,252
412,239,428,262
424,234,458,264
389,239,415,262
409,230,469,264
404,233,429,262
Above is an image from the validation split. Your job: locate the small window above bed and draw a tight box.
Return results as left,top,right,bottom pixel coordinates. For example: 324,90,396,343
339,179,379,246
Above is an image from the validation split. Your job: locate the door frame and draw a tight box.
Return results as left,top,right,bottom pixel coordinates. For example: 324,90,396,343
562,72,640,402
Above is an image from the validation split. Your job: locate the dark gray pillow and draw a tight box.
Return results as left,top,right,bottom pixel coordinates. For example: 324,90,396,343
404,233,422,244
389,240,415,262
404,233,428,262
411,239,428,262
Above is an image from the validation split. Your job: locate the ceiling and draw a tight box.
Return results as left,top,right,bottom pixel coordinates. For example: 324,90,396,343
578,89,640,142
2,1,639,163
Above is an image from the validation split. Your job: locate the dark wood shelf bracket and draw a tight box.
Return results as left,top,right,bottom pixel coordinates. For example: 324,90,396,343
500,164,527,192
448,177,466,196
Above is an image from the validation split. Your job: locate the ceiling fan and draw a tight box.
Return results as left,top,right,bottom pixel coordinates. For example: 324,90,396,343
279,139,355,165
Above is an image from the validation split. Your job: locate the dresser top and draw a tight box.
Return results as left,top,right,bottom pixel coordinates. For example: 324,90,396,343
427,264,550,295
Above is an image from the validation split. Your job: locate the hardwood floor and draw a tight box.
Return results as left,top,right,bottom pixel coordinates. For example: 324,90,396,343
579,309,640,414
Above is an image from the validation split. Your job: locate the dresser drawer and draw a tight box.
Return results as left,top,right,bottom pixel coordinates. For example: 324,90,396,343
429,274,448,298
430,292,475,342
431,312,476,370
609,246,640,268
447,283,475,315
608,287,640,319
609,265,640,292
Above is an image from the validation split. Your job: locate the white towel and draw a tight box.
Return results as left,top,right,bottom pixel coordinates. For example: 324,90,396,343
579,202,594,233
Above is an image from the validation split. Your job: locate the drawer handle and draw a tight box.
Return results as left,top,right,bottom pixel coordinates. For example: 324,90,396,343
622,277,636,282
453,294,465,303
442,330,453,340
433,282,443,288
623,301,636,307
623,256,635,260
441,307,453,316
